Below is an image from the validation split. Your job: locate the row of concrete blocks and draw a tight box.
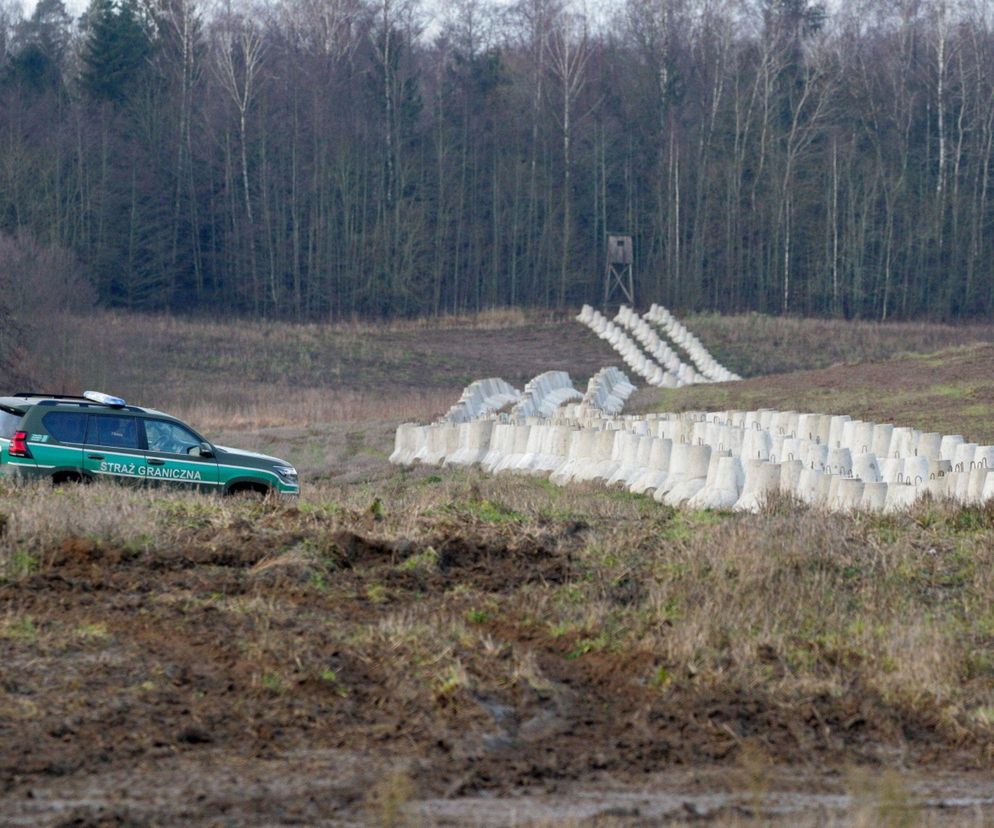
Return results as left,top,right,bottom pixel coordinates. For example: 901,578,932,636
391,367,636,466
703,409,992,467
613,306,706,383
391,410,994,513
510,371,583,418
441,377,523,423
643,304,741,382
568,366,636,417
577,305,693,387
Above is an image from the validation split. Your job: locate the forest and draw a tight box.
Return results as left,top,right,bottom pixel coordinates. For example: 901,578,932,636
1,0,994,321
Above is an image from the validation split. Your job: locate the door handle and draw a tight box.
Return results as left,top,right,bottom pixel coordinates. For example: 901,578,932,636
148,459,166,466
87,454,104,461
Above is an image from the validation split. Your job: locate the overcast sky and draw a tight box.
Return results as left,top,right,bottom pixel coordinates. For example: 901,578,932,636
18,0,617,37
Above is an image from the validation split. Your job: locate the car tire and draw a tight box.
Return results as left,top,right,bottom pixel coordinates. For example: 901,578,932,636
227,483,270,500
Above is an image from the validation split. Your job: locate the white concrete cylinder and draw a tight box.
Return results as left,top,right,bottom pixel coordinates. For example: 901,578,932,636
510,423,546,472
391,423,426,465
831,478,865,512
974,446,994,470
901,456,929,487
734,460,782,512
779,459,804,496
827,415,851,449
952,470,972,502
779,437,802,463
654,442,691,501
446,419,494,467
861,481,888,512
982,472,994,504
550,428,595,484
664,444,712,506
815,415,833,447
687,455,743,510
922,474,949,499
578,430,621,483
532,425,574,476
852,453,881,483
880,457,904,484
827,447,853,477
885,483,919,512
953,442,979,472
805,442,829,472
891,427,920,459
630,438,673,494
967,467,990,504
940,435,965,462
494,424,531,473
741,429,772,461
871,424,895,459
915,432,943,462
606,432,643,487
850,421,876,455
797,468,831,507
481,423,513,472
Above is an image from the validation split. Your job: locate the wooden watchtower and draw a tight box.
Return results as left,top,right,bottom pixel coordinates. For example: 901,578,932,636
603,233,635,308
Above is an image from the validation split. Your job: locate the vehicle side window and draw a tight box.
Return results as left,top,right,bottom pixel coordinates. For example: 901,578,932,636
42,412,88,444
144,420,202,455
0,410,23,439
86,415,141,450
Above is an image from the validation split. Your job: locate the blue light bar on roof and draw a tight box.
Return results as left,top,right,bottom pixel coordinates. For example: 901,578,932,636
83,390,127,407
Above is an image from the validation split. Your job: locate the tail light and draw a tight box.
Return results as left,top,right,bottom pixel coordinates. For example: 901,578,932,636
9,431,31,458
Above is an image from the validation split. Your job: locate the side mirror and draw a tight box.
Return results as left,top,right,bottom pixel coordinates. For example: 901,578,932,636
199,442,215,458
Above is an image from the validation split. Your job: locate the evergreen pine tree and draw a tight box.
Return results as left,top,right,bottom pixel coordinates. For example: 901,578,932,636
80,0,153,103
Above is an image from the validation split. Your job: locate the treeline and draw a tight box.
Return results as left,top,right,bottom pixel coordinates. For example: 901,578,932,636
1,0,994,320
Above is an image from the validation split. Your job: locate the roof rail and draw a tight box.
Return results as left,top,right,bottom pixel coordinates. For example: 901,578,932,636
13,392,89,400
12,392,133,410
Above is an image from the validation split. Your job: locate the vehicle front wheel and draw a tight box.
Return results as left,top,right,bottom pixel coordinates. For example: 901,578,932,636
226,483,270,500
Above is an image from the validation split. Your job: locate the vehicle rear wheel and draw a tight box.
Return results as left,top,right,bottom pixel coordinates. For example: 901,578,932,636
51,472,86,487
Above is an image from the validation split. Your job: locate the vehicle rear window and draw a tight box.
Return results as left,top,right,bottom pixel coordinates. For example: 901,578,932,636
85,415,141,450
43,412,88,444
0,409,23,439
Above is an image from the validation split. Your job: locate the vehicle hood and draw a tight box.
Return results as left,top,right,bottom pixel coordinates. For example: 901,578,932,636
213,444,290,468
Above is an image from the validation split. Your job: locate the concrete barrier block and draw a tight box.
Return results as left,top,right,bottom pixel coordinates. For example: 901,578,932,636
663,444,712,506
861,481,888,512
734,460,782,512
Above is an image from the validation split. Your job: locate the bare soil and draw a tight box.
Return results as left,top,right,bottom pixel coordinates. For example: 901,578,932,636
3,484,994,825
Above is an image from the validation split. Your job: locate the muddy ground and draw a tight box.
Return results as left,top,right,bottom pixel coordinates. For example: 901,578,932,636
3,478,994,826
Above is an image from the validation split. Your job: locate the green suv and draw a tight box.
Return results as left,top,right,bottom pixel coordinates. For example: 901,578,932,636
0,391,299,496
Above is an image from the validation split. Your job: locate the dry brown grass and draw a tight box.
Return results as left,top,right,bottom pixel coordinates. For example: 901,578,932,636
22,308,615,431
16,307,994,439
687,312,994,377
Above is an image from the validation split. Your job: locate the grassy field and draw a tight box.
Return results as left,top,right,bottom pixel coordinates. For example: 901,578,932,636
17,308,994,429
642,343,994,445
3,309,994,824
